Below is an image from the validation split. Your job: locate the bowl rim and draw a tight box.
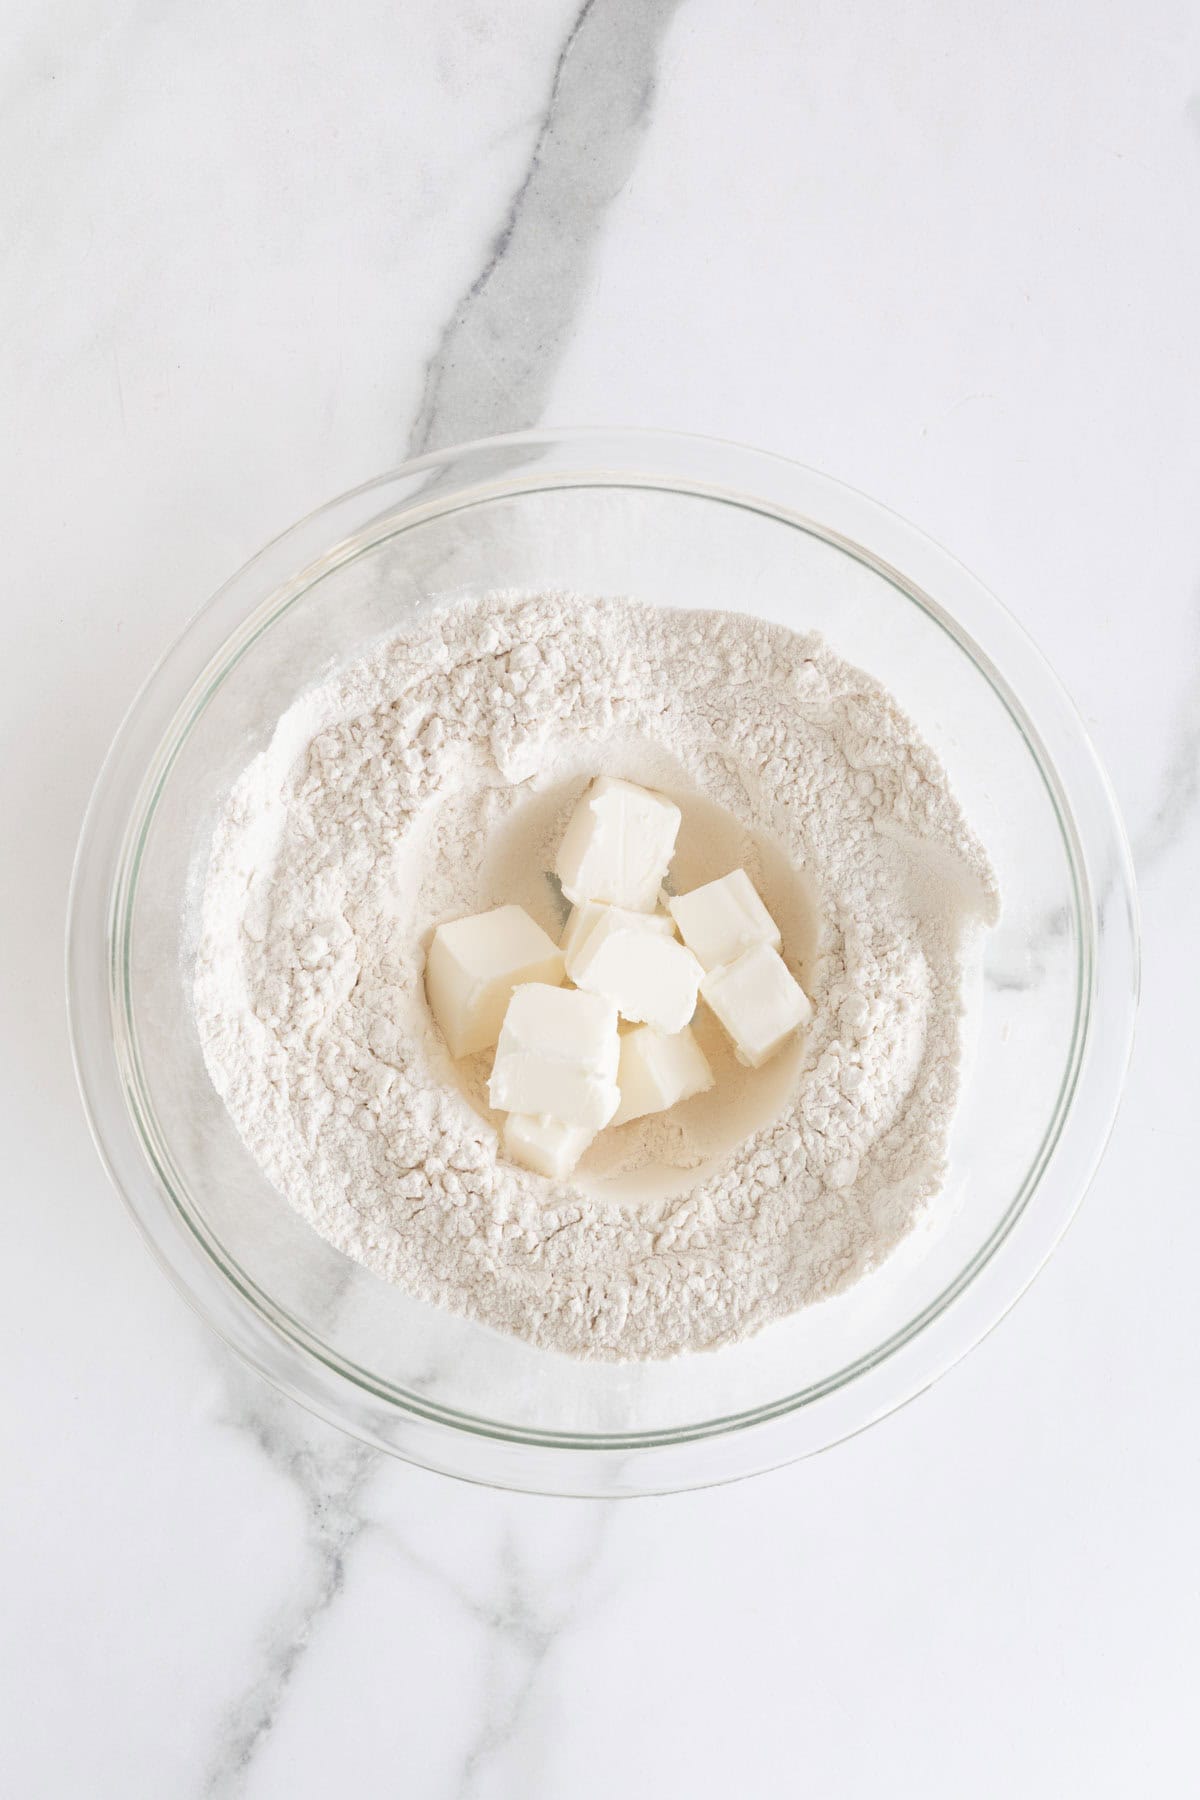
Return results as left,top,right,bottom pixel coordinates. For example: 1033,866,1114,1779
66,426,1140,1495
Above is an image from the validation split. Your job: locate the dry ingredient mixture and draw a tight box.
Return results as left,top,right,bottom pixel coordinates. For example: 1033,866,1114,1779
195,593,999,1361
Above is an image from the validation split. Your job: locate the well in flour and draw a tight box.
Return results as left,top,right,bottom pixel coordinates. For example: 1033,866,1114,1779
194,592,999,1361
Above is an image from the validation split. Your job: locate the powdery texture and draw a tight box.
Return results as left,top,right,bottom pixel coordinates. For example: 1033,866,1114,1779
195,594,999,1361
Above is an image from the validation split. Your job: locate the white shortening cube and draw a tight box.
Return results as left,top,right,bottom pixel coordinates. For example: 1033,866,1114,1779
425,905,564,1059
611,1024,715,1126
560,897,674,964
559,899,610,964
503,1113,595,1179
561,902,674,981
555,776,681,913
668,869,782,972
700,943,813,1068
488,984,620,1130
568,907,703,1034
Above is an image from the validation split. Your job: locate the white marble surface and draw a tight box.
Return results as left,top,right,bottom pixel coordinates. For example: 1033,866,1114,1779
4,0,1199,1792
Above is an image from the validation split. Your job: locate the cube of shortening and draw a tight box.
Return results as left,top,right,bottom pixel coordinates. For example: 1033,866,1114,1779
503,1113,595,1180
560,898,676,965
611,1024,715,1126
555,776,681,913
668,868,782,972
425,904,564,1059
568,906,703,1035
560,899,609,964
488,984,620,1130
700,943,813,1068
562,900,674,973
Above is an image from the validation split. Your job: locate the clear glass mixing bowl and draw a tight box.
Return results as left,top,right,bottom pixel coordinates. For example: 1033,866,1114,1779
67,430,1138,1495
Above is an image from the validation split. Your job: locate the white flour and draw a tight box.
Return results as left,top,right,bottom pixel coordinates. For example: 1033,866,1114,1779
195,593,998,1361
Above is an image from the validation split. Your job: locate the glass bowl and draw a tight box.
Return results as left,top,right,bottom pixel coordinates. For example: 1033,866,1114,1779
67,429,1138,1496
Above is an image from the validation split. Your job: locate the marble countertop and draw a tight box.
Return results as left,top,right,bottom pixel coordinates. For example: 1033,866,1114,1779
4,1,1198,1793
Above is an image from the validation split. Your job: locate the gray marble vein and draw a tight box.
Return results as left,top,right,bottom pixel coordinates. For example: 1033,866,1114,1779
1133,592,1200,872
201,1373,378,1798
199,1367,617,1798
444,1508,617,1798
406,0,683,457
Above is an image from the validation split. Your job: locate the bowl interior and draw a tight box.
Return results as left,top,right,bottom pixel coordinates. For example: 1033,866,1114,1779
114,474,1086,1445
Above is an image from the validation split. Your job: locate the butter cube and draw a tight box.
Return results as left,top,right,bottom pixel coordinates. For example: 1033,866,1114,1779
562,902,674,982
488,984,620,1129
569,907,703,1034
700,943,813,1068
503,1113,595,1179
556,776,681,913
425,905,564,1059
668,869,781,972
611,1025,715,1126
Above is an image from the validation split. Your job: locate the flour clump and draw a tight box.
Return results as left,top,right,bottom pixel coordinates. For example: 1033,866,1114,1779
194,593,999,1361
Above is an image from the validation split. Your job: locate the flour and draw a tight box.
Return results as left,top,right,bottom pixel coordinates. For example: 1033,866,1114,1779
194,593,999,1361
